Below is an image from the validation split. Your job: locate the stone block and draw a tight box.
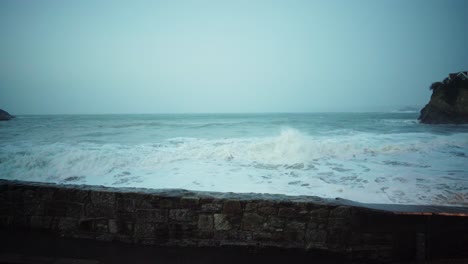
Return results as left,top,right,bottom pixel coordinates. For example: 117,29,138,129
85,203,115,218
96,233,114,242
79,218,94,232
136,209,167,223
305,229,328,248
282,230,304,243
244,203,257,212
109,219,118,234
168,223,196,239
115,221,133,236
180,197,199,208
23,202,44,216
158,198,177,209
309,208,329,218
198,230,214,239
117,198,135,213
66,202,83,218
0,204,12,216
253,231,273,241
201,202,222,213
134,222,155,238
223,200,242,214
21,190,36,202
57,217,78,232
90,191,115,205
45,201,68,217
214,214,231,230
94,218,109,232
11,215,29,228
116,211,135,222
242,213,264,231
30,215,52,229
262,216,284,231
198,214,214,230
330,206,351,218
154,223,170,240
308,222,318,229
257,206,277,216
285,221,306,232
327,228,350,250
278,207,298,218
67,189,90,203
328,218,350,229
169,209,194,222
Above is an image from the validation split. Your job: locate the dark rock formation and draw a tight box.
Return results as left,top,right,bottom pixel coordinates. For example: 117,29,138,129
0,109,14,121
419,72,468,124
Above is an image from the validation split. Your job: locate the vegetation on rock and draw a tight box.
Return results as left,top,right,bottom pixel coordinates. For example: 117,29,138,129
419,72,468,124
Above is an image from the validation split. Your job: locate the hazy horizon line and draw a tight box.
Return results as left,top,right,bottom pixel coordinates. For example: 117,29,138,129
10,110,421,116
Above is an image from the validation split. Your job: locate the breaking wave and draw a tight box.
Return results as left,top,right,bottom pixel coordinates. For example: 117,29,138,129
1,127,466,182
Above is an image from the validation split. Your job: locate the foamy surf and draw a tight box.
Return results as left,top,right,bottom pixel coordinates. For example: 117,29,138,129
0,113,467,206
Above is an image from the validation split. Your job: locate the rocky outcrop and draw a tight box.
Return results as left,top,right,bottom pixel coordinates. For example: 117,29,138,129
0,109,14,121
419,73,468,124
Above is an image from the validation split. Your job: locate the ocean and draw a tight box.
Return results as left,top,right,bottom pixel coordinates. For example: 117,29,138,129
0,112,467,206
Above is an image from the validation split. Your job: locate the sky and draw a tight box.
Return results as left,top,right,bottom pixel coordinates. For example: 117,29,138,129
1,0,468,114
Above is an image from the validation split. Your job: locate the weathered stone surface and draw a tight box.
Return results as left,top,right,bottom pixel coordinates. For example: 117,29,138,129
262,216,284,232
328,218,350,229
330,206,351,218
136,209,167,223
180,197,199,208
94,219,109,232
158,198,179,208
108,219,118,234
310,208,329,218
46,201,69,217
85,203,115,218
2,180,467,263
117,198,135,213
22,202,44,216
169,209,193,222
90,191,115,205
223,200,242,214
257,206,277,216
244,203,257,212
285,221,306,232
278,207,298,218
242,213,264,231
305,229,328,248
134,222,155,238
214,214,231,230
198,214,213,230
30,216,52,229
201,202,222,213
66,203,83,218
57,217,78,232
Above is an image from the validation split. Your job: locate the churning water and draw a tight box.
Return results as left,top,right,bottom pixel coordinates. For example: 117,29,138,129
1,113,467,206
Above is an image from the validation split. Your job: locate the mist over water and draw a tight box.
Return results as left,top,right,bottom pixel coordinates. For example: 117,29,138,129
1,113,467,206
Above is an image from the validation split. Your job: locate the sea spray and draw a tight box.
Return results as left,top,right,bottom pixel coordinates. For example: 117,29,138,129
0,113,467,205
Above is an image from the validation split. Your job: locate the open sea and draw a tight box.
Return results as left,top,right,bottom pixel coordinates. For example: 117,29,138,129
0,112,467,206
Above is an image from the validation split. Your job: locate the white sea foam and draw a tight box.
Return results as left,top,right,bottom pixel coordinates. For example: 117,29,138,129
1,115,467,206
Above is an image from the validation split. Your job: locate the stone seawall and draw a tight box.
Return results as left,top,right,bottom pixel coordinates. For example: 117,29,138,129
1,180,467,263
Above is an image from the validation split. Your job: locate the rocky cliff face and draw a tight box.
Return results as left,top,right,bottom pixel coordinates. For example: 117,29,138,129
418,77,468,124
0,109,14,121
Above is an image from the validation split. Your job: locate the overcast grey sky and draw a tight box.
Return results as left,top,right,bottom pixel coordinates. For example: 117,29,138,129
1,0,467,114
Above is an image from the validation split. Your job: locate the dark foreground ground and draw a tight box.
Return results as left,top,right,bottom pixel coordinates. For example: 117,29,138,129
1,230,466,264
0,229,348,264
